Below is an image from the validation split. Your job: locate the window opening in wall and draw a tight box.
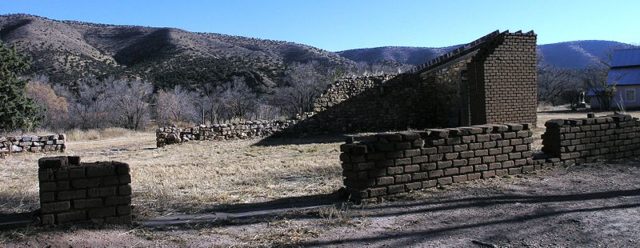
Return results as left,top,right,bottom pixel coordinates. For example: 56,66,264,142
625,89,636,102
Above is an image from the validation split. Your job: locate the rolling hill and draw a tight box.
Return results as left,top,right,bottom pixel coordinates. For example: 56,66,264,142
338,41,635,69
1,13,636,92
0,14,354,91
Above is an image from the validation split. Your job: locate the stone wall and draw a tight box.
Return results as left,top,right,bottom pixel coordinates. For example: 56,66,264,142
0,134,66,156
542,113,640,163
38,156,132,225
312,75,395,113
156,120,297,147
340,123,534,201
284,30,538,136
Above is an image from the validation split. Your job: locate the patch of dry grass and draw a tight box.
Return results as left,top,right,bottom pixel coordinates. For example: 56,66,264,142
0,132,343,218
3,111,640,219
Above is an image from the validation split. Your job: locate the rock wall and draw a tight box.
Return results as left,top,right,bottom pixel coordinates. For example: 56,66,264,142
38,156,132,225
312,75,395,113
340,123,534,201
0,134,66,156
156,120,297,147
284,31,537,136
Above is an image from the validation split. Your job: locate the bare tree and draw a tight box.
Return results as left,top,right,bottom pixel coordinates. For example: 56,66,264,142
219,77,257,121
537,65,582,105
105,79,154,130
155,86,199,126
270,62,335,117
25,75,70,130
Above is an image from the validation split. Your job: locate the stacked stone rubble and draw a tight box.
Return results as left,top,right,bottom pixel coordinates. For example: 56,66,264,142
156,120,297,147
38,156,132,225
313,75,394,112
340,123,534,201
0,134,65,156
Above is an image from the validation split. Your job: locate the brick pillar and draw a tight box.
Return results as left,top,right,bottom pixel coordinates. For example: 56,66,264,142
38,156,132,225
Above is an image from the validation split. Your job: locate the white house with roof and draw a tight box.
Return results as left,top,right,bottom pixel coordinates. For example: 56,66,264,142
590,48,640,110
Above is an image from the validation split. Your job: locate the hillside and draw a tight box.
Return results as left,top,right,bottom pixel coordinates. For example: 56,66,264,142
339,41,635,69
0,14,355,91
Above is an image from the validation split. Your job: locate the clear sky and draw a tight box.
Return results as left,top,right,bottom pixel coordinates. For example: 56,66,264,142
1,0,638,51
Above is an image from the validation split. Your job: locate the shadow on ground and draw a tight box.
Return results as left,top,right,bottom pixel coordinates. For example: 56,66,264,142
252,134,348,147
141,188,640,234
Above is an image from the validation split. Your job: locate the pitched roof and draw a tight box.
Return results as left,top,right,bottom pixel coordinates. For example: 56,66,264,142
611,48,640,68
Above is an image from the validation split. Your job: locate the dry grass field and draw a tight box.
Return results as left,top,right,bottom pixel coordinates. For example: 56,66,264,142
1,111,640,247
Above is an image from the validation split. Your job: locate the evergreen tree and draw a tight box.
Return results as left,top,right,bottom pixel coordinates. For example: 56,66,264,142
0,42,40,132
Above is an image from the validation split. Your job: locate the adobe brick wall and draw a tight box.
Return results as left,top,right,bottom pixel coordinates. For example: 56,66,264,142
38,156,132,225
468,33,537,125
156,120,297,147
340,123,534,201
542,113,640,164
0,134,65,157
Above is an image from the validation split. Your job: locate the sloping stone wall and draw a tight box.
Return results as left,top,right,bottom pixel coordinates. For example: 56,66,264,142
284,31,537,136
0,134,66,156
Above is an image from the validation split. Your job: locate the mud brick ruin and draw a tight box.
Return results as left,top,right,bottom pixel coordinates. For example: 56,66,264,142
38,156,132,225
340,113,640,200
287,30,537,134
340,123,534,200
0,134,65,156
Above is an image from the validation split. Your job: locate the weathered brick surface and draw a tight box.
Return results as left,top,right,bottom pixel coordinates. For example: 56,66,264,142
542,114,640,163
341,123,534,200
38,156,132,225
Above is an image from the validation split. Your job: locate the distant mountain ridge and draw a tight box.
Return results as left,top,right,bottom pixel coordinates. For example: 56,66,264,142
338,40,636,69
0,13,636,92
0,14,354,91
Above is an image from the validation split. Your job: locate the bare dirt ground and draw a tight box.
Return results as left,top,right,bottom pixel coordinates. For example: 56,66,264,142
1,111,640,247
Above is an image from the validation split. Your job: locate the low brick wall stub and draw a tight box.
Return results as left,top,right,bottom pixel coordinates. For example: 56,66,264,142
340,123,534,201
38,156,132,225
542,114,640,164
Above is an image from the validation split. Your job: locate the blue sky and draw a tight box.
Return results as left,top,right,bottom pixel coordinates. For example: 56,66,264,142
1,0,638,51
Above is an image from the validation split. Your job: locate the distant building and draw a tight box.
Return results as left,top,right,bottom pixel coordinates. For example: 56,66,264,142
591,48,640,109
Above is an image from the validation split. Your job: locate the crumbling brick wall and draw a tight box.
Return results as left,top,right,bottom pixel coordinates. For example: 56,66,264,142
542,114,640,164
0,134,65,156
340,123,534,201
38,156,132,225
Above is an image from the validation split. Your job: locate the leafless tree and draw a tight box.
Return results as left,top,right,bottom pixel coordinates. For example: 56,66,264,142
25,75,70,130
537,65,581,105
105,79,154,130
270,62,335,117
219,77,257,121
155,86,199,126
